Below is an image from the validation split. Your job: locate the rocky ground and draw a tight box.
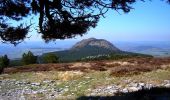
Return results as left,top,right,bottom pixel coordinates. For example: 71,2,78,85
89,80,170,96
1,58,170,100
1,75,170,100
0,79,66,100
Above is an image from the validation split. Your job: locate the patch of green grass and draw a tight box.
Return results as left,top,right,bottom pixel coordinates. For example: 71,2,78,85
58,71,119,97
3,72,36,81
30,86,39,91
3,71,60,82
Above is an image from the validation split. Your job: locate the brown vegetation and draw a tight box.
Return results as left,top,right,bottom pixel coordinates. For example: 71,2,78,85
4,57,170,76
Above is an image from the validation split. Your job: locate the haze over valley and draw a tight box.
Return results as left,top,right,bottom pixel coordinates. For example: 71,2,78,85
1,40,170,59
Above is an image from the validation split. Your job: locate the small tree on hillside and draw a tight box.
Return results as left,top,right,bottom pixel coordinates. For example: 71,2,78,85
22,51,37,65
0,55,10,74
43,53,59,63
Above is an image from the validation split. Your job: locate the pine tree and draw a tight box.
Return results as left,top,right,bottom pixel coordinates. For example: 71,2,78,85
43,53,59,63
1,0,169,45
22,51,37,65
0,55,10,74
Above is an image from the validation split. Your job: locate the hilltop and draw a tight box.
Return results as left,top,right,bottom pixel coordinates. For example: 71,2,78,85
9,38,152,66
42,38,151,62
42,38,122,62
71,38,120,51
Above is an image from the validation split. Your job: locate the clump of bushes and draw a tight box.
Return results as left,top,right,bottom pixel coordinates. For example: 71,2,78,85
43,53,59,63
0,55,10,74
22,51,37,65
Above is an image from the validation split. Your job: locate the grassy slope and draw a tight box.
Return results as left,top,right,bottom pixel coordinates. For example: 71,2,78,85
2,57,170,98
1,69,170,97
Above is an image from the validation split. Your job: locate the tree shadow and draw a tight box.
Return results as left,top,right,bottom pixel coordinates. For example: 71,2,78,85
77,87,170,100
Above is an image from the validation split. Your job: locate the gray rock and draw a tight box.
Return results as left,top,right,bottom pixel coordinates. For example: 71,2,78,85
145,83,154,89
128,87,140,92
164,84,170,87
43,80,55,84
64,88,69,92
110,89,119,94
128,82,138,87
164,80,170,84
31,82,41,86
138,83,145,87
122,88,129,93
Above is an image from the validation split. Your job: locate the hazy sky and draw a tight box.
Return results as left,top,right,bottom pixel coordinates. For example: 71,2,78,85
80,0,170,42
5,0,170,43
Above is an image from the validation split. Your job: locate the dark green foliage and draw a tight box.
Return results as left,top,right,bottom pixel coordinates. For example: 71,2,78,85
81,55,110,61
21,51,37,65
81,52,153,61
9,59,23,67
1,0,134,44
0,55,10,74
45,46,116,62
42,53,59,63
0,0,31,45
42,46,153,63
109,52,153,60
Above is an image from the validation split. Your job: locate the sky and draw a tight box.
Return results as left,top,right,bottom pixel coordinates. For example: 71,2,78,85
2,0,170,44
80,0,170,42
1,0,170,58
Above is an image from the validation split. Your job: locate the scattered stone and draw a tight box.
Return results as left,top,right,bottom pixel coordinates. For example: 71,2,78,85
50,94,55,96
88,80,170,96
164,80,170,84
64,88,69,92
165,84,170,87
128,87,139,92
145,83,154,89
128,82,138,87
1,78,170,99
31,83,41,86
84,77,91,79
138,83,145,87
65,86,69,88
122,88,128,93
43,80,55,83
